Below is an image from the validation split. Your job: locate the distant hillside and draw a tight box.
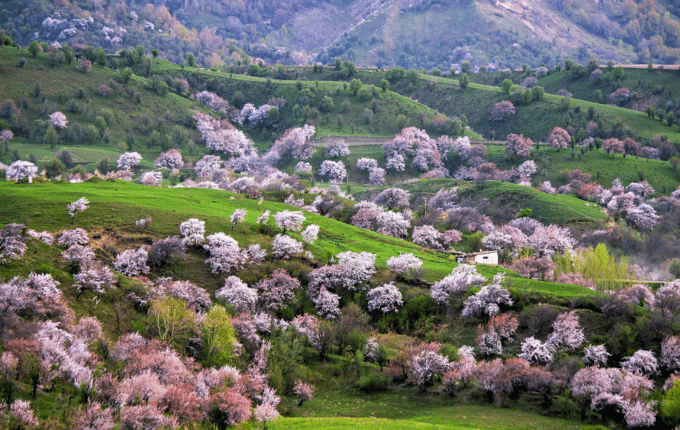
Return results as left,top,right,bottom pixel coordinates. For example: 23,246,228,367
2,0,680,70
0,45,211,170
0,45,478,172
352,179,607,227
235,64,680,146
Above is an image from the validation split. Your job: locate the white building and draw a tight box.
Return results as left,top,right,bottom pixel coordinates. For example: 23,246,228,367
454,250,499,265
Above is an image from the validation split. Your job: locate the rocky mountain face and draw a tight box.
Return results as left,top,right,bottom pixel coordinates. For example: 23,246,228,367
1,0,679,69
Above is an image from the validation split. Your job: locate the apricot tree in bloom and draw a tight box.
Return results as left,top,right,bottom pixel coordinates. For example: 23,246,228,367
116,152,142,170
583,344,610,367
215,276,257,313
476,313,518,356
67,197,89,223
273,210,305,233
0,129,14,143
152,279,211,313
376,210,411,238
294,161,313,173
114,247,150,276
412,225,460,250
72,401,113,430
621,350,658,375
230,208,247,230
386,153,406,171
119,405,174,430
357,158,378,171
255,269,301,311
319,160,347,184
368,167,386,186
504,134,533,158
430,264,486,304
0,272,66,320
527,224,575,257
313,288,340,319
73,260,116,298
518,160,537,177
154,149,184,169
57,228,89,246
367,282,403,313
386,253,423,278
194,155,223,180
204,232,247,273
293,380,315,406
140,171,163,187
180,218,205,246
27,229,54,244
5,400,39,428
518,336,555,364
548,127,570,151
626,203,659,232
482,226,528,254
327,140,351,157
263,125,316,165
49,111,68,128
6,161,38,182
375,187,410,209
547,310,585,351
661,337,680,372
490,101,515,121
206,128,257,159
0,223,27,264
603,138,625,157
408,342,450,389
301,224,320,245
272,234,303,259
461,274,512,318
62,244,95,267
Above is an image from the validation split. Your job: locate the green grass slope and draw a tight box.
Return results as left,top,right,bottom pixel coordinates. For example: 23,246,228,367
0,45,478,171
0,180,594,298
537,66,680,114
0,46,210,166
156,61,478,143
224,65,680,146
385,72,680,144
353,179,606,226
485,144,680,194
268,388,601,430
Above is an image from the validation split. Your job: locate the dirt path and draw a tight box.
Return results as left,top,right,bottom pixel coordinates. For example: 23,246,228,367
615,64,680,70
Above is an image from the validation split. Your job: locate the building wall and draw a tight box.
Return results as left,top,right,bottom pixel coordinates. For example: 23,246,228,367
474,253,498,265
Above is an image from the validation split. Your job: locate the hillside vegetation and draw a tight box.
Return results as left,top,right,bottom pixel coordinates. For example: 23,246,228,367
0,45,478,170
4,0,680,70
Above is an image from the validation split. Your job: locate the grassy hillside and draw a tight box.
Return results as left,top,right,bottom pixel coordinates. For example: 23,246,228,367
270,401,597,430
537,66,680,114
0,45,214,170
385,73,680,144
226,65,680,146
0,177,658,430
485,144,680,194
0,45,479,171
156,61,478,143
353,179,607,227
286,137,679,199
0,179,595,299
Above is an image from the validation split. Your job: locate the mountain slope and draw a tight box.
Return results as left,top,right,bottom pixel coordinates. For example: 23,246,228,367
3,0,680,70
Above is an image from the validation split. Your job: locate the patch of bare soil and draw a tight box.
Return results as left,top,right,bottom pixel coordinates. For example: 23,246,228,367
627,93,666,113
